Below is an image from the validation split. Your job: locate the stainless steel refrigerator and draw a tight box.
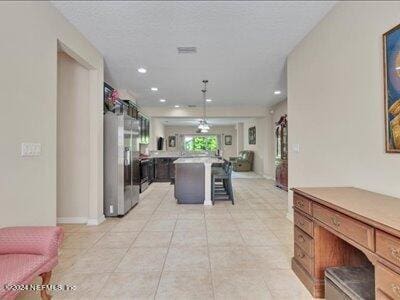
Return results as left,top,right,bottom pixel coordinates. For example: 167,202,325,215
104,112,140,216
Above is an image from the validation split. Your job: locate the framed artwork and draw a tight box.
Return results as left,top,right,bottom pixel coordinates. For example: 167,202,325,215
225,135,232,145
383,24,400,153
248,126,256,145
168,136,176,148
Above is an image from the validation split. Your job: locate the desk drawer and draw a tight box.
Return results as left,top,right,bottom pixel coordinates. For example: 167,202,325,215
294,244,313,276
293,193,312,215
377,230,400,268
376,264,400,300
294,226,314,257
294,211,313,237
313,203,375,251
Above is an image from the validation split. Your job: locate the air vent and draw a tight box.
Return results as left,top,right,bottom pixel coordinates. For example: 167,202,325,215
188,105,197,108
177,47,197,54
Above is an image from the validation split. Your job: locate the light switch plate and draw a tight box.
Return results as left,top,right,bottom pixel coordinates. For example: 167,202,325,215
21,143,41,157
293,143,300,153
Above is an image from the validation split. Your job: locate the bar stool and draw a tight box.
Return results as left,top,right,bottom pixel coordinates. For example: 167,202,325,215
211,161,234,205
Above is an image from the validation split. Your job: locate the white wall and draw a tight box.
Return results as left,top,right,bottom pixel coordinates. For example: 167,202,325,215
288,2,400,219
0,2,104,226
57,52,89,222
164,125,238,159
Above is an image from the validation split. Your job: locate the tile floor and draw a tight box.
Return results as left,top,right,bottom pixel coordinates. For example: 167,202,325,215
19,179,313,300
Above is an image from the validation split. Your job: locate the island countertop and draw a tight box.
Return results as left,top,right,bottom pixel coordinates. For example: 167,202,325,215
174,157,224,164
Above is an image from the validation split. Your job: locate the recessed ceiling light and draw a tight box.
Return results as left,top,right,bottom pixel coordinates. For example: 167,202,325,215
159,99,166,103
274,90,281,95
174,105,180,108
206,98,212,102
137,67,147,74
151,87,158,91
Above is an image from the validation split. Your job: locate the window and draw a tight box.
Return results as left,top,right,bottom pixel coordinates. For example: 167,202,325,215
183,135,218,151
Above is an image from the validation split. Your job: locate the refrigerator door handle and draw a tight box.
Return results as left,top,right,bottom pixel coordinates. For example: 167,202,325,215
124,148,131,166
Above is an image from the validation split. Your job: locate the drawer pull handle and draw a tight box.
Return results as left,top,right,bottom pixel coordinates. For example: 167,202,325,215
331,215,341,227
390,247,400,261
296,200,304,208
391,283,400,297
297,252,305,259
298,235,305,243
297,220,305,226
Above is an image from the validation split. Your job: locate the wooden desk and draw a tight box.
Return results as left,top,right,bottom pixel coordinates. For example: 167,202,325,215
291,187,400,299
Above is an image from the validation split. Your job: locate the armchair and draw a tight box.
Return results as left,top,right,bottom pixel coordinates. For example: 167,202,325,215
0,226,63,300
229,150,254,172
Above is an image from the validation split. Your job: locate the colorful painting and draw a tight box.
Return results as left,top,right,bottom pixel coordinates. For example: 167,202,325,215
383,25,400,152
249,126,256,145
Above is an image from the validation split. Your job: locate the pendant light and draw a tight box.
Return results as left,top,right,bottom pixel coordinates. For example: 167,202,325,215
198,80,210,132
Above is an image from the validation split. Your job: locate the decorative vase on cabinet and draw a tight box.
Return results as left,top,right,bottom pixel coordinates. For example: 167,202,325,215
275,114,288,191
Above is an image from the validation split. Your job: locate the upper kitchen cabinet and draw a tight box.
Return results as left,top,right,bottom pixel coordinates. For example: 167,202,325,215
139,114,150,144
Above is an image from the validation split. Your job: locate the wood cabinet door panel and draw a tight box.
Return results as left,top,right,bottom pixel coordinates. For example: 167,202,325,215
294,244,314,276
376,264,400,300
377,230,400,269
294,211,314,237
313,203,375,251
293,193,312,215
294,226,314,257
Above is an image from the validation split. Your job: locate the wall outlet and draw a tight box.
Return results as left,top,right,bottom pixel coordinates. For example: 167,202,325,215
110,205,114,214
21,143,41,157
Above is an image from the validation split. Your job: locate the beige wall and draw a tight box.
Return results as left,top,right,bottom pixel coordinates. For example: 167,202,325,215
236,122,244,154
57,52,89,222
164,125,238,159
243,117,274,177
149,118,165,151
287,2,400,219
0,2,104,226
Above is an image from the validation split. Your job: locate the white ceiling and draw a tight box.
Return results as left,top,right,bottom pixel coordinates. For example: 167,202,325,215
160,117,252,127
52,1,335,107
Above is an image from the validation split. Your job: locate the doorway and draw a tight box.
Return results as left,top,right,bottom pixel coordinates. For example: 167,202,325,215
56,51,90,223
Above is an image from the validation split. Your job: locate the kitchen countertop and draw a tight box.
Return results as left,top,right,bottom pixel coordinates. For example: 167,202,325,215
174,157,224,164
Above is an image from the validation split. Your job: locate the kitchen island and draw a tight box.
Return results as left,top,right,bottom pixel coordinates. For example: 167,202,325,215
174,157,224,205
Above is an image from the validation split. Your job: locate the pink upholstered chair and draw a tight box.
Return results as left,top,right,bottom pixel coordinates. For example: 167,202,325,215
0,226,63,300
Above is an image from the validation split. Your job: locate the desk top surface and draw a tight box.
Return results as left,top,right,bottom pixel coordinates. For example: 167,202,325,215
293,187,400,235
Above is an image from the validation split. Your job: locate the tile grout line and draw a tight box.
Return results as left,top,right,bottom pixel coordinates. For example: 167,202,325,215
153,186,178,300
95,185,170,299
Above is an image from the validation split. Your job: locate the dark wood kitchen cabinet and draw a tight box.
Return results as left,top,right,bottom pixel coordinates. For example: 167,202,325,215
169,158,178,182
154,158,170,181
154,158,177,182
148,158,154,183
139,114,150,144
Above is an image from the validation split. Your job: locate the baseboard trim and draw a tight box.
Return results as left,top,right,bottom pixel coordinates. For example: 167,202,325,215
87,214,105,226
57,217,87,224
263,174,273,180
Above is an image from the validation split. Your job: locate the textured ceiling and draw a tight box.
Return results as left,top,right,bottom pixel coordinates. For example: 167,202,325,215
52,1,335,107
